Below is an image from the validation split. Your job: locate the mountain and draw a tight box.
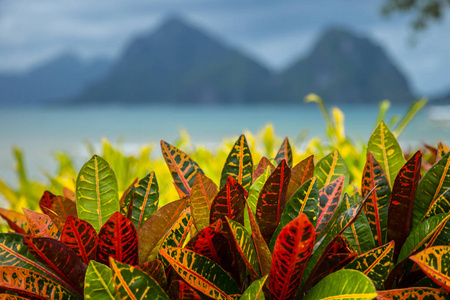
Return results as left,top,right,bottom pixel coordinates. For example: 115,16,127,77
73,17,272,105
270,28,414,103
0,54,111,106
432,91,450,104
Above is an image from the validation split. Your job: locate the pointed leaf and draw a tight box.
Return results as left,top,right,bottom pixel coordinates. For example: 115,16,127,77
76,155,120,233
423,188,450,220
0,208,28,234
239,275,267,300
377,287,450,300
388,151,422,256
61,216,98,264
159,247,241,300
274,137,293,168
140,259,167,290
227,217,261,281
138,198,186,264
314,149,349,190
247,166,272,216
130,171,159,230
253,157,275,182
110,258,169,300
168,280,201,300
413,152,450,228
39,191,77,219
161,140,204,196
269,214,315,300
344,241,394,289
438,142,450,158
315,175,345,237
303,269,376,300
23,208,60,239
97,211,138,266
189,173,218,231
362,152,391,246
210,177,245,226
84,260,115,300
286,155,314,201
410,246,450,291
269,177,319,251
23,236,87,294
367,120,406,186
256,160,291,244
220,134,253,191
0,266,81,300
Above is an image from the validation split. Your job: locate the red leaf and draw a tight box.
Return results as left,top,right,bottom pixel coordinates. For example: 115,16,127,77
274,137,293,168
61,216,98,264
315,176,345,236
23,209,60,239
387,151,422,257
256,159,291,244
39,191,77,219
286,155,315,201
269,214,315,300
253,157,275,182
209,177,245,226
0,208,28,234
97,211,138,266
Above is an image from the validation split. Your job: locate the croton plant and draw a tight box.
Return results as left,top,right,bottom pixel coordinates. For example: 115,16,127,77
1,120,450,300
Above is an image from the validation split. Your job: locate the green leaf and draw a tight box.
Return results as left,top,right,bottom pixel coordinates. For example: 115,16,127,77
159,247,241,300
423,188,450,220
76,155,120,233
220,134,253,191
410,246,450,291
303,269,377,300
367,120,405,187
413,152,450,228
189,173,218,231
239,275,267,300
247,205,272,277
130,172,159,230
84,260,115,300
286,155,314,201
377,287,450,300
344,241,394,289
110,258,169,300
247,166,271,217
274,137,293,168
314,149,349,190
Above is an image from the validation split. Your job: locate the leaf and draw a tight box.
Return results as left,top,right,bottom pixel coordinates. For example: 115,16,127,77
239,275,267,300
274,137,293,168
76,155,120,233
119,177,138,215
413,152,450,228
226,217,261,281
314,149,349,190
0,208,28,234
393,98,427,137
247,166,272,216
387,151,422,257
269,214,315,300
344,241,394,289
438,142,450,158
210,177,245,226
367,120,406,186
361,152,391,246
23,208,60,239
0,233,72,291
410,246,450,291
140,259,167,290
130,172,159,230
303,269,377,300
110,258,169,300
138,198,186,264
39,191,77,219
253,157,275,182
256,159,291,244
377,287,450,299
168,280,201,300
0,266,81,300
23,236,87,294
61,216,98,264
161,140,204,196
269,177,319,251
189,173,218,231
84,260,115,300
220,134,253,191
423,188,450,220
0,295,29,300
97,211,138,266
315,175,345,237
286,155,314,201
159,247,241,300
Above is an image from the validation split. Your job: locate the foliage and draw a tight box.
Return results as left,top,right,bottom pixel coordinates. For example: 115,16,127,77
4,97,450,299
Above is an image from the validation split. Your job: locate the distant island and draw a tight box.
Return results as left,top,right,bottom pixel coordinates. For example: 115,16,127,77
0,16,439,106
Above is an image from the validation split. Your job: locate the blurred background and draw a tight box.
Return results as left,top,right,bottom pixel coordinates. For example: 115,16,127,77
1,0,450,187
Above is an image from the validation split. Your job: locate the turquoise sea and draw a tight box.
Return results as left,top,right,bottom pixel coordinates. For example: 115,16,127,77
1,103,449,187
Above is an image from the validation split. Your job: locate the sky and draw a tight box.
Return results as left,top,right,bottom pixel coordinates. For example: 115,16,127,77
1,0,450,96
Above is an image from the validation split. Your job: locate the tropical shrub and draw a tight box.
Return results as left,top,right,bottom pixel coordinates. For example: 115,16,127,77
1,113,450,299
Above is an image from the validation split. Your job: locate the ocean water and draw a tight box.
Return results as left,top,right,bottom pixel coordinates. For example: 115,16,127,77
1,103,449,186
